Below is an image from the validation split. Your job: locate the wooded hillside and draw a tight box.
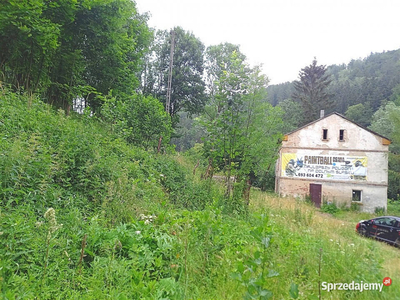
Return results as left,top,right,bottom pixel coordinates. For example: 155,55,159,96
267,49,400,125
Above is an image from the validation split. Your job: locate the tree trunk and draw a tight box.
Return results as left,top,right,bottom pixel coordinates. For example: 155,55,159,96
193,160,200,175
225,167,231,199
157,136,163,154
243,177,252,205
203,157,213,179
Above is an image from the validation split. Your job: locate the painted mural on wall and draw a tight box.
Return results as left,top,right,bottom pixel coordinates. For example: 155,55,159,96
281,153,367,180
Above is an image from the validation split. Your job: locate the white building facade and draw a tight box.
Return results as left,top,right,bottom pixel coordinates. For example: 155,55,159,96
275,113,391,213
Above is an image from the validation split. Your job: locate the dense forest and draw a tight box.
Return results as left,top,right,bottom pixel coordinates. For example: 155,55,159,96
267,49,400,127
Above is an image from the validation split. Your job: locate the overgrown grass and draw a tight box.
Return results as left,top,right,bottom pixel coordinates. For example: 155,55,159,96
2,192,398,299
251,192,400,299
1,202,271,298
387,200,400,216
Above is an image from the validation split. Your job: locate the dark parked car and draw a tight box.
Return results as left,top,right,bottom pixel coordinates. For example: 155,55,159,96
356,216,400,247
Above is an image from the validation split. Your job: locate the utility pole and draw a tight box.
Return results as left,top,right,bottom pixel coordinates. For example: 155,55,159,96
166,29,175,115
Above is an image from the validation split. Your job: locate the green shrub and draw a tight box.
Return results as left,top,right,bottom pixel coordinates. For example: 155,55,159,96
321,202,339,215
387,199,400,215
150,155,215,210
100,94,172,151
374,206,386,215
350,201,361,212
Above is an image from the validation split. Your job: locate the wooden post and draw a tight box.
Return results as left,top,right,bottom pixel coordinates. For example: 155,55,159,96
166,30,175,115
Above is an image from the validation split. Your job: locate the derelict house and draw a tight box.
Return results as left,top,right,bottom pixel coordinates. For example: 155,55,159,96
275,112,391,213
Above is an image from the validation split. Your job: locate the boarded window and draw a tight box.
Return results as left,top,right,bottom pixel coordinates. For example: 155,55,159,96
352,190,362,202
339,129,344,141
322,129,328,140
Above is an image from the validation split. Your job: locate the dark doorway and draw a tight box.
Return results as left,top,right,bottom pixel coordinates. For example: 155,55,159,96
310,183,322,208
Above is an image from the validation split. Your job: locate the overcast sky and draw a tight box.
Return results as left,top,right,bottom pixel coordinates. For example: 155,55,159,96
136,0,400,85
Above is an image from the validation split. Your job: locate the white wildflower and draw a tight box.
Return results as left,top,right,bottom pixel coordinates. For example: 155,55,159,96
139,214,157,225
44,208,62,239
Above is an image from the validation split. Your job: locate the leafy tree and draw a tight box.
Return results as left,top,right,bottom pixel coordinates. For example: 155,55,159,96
292,58,333,124
345,103,374,127
202,45,251,187
385,104,400,199
388,156,400,201
171,112,205,152
0,0,152,112
369,101,400,199
101,93,172,151
277,99,304,132
46,0,152,112
202,47,283,204
170,43,244,152
141,27,206,120
204,43,246,95
368,102,397,139
0,0,60,91
237,67,284,202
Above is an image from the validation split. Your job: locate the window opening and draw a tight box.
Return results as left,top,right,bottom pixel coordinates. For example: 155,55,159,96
323,129,328,140
339,129,344,141
352,190,362,202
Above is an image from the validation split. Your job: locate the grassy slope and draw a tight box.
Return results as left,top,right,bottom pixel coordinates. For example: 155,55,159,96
250,192,400,299
0,89,399,299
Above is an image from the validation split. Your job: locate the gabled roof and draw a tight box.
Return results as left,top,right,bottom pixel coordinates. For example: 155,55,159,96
285,112,391,142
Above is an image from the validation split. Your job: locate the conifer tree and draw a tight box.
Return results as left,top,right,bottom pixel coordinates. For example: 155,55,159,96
292,58,333,124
